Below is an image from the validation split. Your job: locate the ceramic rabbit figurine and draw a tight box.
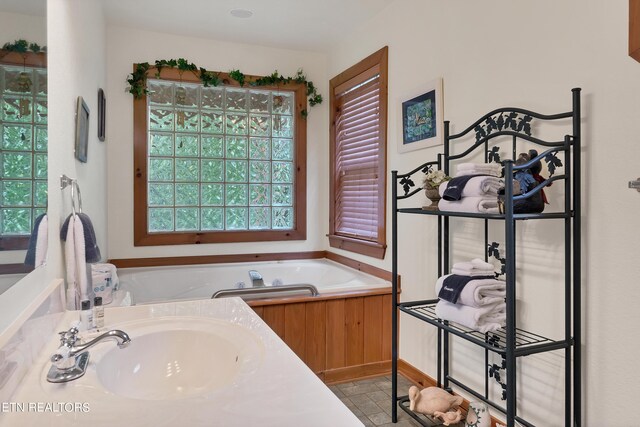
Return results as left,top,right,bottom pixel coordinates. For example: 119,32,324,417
408,386,463,416
433,409,463,426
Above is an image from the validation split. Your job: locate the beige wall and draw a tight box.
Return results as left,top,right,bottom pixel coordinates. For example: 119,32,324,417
328,0,640,425
105,27,329,260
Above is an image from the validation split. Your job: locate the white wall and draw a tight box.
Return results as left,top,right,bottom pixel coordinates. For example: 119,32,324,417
0,10,47,265
105,27,328,260
47,0,107,281
328,0,640,425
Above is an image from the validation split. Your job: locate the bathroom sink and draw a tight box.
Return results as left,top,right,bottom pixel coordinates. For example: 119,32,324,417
95,317,264,400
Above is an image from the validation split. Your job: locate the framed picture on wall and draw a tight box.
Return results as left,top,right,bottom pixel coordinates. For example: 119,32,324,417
398,78,443,153
75,96,89,163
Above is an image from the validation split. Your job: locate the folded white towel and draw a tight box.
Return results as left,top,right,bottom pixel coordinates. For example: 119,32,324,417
456,163,502,177
438,176,502,199
435,274,505,308
453,258,494,272
64,214,88,310
438,197,499,214
435,300,506,333
451,268,496,277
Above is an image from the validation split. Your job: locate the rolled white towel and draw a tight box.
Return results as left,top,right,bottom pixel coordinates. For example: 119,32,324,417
435,274,505,308
438,197,499,214
438,176,502,199
435,300,506,333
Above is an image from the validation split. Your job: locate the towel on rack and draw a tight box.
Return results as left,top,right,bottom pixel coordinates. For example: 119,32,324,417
438,197,500,214
60,213,101,263
439,176,503,201
61,213,102,309
453,258,495,273
435,299,506,333
436,274,505,308
24,213,48,268
437,274,494,304
456,163,502,177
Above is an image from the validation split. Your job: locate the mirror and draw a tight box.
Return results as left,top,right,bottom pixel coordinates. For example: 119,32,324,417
0,0,47,296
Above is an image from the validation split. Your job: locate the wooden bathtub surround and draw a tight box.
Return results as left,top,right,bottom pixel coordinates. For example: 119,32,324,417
398,359,503,427
251,294,393,383
109,251,400,383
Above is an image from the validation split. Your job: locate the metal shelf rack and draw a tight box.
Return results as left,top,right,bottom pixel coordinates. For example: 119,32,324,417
390,89,582,427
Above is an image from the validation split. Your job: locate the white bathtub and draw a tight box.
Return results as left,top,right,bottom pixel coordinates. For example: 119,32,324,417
118,259,390,305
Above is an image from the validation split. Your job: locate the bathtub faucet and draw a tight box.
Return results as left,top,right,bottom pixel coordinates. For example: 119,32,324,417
248,270,265,287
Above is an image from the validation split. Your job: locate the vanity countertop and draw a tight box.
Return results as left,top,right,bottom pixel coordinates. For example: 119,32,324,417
0,297,363,427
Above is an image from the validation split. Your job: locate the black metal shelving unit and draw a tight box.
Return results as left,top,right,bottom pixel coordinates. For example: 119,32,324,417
390,89,582,427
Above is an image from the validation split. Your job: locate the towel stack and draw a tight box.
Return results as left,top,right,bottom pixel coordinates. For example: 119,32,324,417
434,258,506,333
437,163,502,214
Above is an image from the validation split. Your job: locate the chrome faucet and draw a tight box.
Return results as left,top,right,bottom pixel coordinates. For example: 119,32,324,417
47,326,131,383
248,270,265,287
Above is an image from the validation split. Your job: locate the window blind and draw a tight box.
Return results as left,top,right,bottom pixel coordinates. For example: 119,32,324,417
334,73,381,241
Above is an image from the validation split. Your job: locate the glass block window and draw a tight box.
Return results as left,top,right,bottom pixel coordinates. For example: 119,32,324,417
0,64,47,236
146,79,295,233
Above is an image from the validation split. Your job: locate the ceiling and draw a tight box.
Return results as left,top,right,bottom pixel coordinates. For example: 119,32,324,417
0,0,391,52
102,0,391,52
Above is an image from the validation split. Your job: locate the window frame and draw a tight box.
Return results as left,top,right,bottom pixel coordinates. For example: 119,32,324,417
328,47,388,259
133,67,307,246
0,51,47,251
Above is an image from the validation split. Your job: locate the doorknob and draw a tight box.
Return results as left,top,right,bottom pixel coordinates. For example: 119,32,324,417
629,178,640,192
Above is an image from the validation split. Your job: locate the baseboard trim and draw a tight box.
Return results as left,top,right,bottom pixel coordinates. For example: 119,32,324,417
398,359,504,427
322,361,391,384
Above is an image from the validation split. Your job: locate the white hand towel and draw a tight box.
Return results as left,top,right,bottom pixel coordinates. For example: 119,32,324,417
438,197,500,214
64,215,78,310
457,163,502,172
451,268,496,277
435,274,505,308
435,299,506,333
453,258,494,272
438,176,502,199
34,214,48,267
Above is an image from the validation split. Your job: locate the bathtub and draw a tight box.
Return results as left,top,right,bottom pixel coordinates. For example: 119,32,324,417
118,259,391,305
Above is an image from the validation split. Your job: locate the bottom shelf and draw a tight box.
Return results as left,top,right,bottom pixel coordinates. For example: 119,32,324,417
397,395,466,427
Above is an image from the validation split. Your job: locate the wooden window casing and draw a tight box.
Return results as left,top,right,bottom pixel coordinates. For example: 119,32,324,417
133,67,307,246
329,47,388,259
0,51,47,251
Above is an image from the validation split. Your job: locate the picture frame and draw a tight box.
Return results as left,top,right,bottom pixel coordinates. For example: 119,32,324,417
97,88,106,141
75,96,89,163
398,78,443,153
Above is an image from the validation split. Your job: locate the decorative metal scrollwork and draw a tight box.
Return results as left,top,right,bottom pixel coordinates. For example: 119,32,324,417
488,355,508,400
544,152,563,176
475,112,533,143
399,176,415,196
488,146,501,164
487,242,506,277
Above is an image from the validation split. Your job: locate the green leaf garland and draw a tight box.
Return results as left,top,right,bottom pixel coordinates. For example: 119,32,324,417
126,58,322,117
2,39,47,53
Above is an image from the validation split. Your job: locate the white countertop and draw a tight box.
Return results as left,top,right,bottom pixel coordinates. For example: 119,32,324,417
0,298,363,427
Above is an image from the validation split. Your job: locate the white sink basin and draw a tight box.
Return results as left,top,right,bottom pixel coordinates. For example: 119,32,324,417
95,317,264,400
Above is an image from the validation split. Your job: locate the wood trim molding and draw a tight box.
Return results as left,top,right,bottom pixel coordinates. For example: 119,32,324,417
323,360,391,384
0,236,29,251
109,250,325,268
329,46,388,260
325,251,395,283
132,65,307,246
0,51,46,68
0,263,34,275
631,0,640,61
328,234,386,259
398,359,504,427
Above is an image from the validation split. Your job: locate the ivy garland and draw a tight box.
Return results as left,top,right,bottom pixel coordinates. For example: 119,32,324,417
1,39,46,53
126,58,323,117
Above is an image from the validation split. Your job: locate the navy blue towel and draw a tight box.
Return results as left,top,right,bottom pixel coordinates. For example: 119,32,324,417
438,274,494,304
60,213,102,263
442,175,483,201
24,213,46,267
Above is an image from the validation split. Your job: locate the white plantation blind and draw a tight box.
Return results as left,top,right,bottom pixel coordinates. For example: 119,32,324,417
334,72,382,241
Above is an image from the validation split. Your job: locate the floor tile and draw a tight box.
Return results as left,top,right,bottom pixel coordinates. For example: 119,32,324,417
368,411,392,426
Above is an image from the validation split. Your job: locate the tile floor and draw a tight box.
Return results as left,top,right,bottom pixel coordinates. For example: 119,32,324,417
328,374,464,427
